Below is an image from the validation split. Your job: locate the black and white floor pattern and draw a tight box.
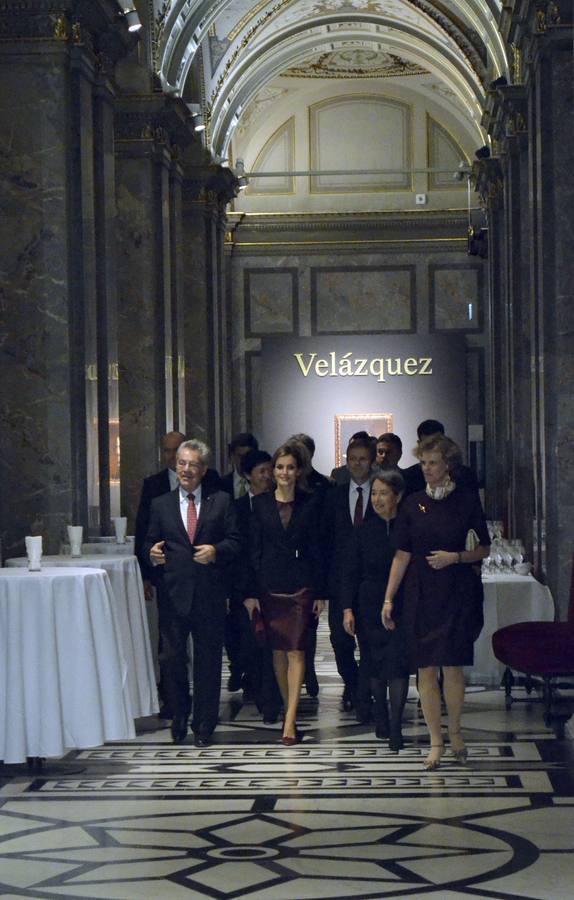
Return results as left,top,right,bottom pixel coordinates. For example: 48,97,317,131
2,620,574,899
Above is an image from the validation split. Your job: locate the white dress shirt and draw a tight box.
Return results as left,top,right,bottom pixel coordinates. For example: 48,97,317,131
349,479,371,521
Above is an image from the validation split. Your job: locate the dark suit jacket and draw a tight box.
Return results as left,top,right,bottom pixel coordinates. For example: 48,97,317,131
322,482,375,601
402,462,479,497
135,467,221,581
143,488,241,617
219,471,236,497
249,490,325,598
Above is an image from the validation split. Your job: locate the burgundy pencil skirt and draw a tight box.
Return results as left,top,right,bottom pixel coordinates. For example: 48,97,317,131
261,587,314,651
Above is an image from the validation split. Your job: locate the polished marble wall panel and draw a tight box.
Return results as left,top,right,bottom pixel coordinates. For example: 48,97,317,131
0,52,76,556
244,268,298,336
430,264,482,332
311,265,415,334
115,152,167,528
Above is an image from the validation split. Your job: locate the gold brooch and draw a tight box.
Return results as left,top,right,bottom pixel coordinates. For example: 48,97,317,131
418,503,428,514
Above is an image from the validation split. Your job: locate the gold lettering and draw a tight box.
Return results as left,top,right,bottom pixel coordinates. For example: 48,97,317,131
329,351,337,376
403,357,419,375
294,352,316,376
338,352,353,376
315,358,329,376
369,358,385,382
386,357,402,376
419,358,433,375
354,358,369,376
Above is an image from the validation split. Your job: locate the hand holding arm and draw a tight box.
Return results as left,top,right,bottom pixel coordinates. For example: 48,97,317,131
382,550,411,630
426,545,489,570
149,540,166,565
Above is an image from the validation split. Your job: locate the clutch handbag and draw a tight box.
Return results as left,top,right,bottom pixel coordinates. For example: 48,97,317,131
465,528,480,551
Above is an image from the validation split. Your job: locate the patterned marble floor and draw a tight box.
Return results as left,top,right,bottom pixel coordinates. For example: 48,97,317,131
2,621,574,900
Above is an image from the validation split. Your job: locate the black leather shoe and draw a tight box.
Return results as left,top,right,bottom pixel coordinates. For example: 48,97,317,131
306,670,319,698
171,714,188,744
342,686,355,712
194,732,213,747
227,672,243,692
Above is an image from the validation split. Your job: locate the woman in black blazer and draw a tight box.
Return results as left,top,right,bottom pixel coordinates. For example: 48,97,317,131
245,441,326,745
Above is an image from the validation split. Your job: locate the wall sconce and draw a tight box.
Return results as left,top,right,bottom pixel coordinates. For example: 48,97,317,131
124,9,142,31
186,103,206,132
235,158,248,191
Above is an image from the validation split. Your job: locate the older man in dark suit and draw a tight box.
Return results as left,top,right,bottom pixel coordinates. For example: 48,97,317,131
145,439,242,746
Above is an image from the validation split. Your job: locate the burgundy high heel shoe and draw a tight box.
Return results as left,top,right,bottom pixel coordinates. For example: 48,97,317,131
281,723,303,746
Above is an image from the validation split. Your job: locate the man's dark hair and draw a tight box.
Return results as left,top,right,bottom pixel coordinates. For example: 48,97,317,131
228,432,259,453
351,430,370,441
416,419,445,439
290,433,315,457
242,449,272,476
347,437,376,462
378,432,403,454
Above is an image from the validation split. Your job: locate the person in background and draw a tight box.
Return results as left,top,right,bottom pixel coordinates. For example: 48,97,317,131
402,420,479,496
289,433,332,496
220,432,259,499
322,436,376,717
376,433,404,471
383,434,490,770
341,469,410,750
233,449,282,723
245,441,326,745
329,430,371,485
145,440,241,746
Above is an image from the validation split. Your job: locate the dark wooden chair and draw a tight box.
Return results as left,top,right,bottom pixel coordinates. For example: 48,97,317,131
491,556,574,738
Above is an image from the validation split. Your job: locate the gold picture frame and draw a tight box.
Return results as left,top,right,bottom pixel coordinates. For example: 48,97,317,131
335,413,393,466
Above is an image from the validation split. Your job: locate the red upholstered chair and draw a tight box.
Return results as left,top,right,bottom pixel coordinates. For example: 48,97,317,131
492,557,574,737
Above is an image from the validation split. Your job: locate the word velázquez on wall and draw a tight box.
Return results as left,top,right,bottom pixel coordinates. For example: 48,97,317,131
293,352,433,382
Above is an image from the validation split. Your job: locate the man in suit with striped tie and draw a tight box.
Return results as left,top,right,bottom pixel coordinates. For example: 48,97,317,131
145,440,241,746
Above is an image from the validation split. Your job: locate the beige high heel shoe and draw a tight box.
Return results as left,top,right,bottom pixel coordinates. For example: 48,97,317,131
449,730,468,765
423,744,445,771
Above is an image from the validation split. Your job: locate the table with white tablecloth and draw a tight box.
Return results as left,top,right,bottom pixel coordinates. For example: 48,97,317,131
0,568,136,764
6,555,158,719
467,573,555,686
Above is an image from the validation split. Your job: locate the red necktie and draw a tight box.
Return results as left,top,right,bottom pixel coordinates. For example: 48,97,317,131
353,486,364,526
187,493,197,543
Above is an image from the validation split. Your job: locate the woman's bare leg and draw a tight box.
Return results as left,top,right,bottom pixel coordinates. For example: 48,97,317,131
283,650,306,738
418,666,445,766
272,650,289,709
443,666,466,754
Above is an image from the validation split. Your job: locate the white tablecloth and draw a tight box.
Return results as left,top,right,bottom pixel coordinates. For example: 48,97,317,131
468,573,555,685
0,568,135,764
6,555,158,719
62,540,135,555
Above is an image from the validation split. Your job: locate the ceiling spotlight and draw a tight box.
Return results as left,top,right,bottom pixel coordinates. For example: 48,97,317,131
475,145,491,160
124,9,142,32
235,158,248,191
237,176,248,191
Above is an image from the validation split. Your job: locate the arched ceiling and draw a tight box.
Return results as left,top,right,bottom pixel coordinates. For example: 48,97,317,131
155,0,509,156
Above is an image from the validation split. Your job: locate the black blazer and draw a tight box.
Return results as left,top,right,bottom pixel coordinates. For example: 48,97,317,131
143,487,241,616
135,467,221,581
322,482,375,601
249,490,325,598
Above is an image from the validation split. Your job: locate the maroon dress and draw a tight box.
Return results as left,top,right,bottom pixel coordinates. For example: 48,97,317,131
393,486,490,668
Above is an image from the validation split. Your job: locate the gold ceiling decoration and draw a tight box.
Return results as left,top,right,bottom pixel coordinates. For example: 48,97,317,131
282,48,427,78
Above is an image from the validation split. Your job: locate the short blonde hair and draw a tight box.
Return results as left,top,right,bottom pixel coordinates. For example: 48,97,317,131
415,434,462,474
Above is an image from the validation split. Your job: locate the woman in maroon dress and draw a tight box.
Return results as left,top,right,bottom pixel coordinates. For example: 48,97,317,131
245,441,325,745
382,434,489,770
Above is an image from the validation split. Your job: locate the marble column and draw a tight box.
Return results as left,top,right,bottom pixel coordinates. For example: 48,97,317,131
531,31,574,614
114,104,170,529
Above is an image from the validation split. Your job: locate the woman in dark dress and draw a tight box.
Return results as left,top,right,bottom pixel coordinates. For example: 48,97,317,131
245,441,326,745
341,469,410,751
383,435,490,770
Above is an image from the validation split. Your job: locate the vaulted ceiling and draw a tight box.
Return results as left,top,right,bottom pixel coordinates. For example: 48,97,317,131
155,0,508,156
